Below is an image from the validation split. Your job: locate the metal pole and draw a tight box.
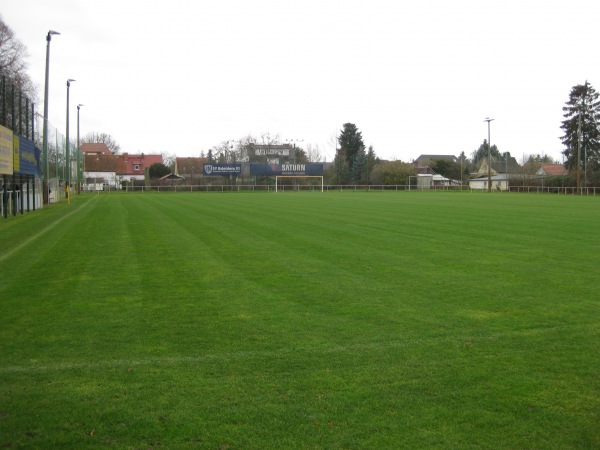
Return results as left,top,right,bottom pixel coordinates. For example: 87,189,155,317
42,31,60,204
583,81,588,190
577,81,588,194
505,153,508,190
77,104,83,193
542,151,544,190
484,118,494,192
577,105,582,194
66,79,75,189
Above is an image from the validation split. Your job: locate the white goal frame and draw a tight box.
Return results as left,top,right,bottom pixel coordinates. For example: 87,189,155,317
275,176,324,192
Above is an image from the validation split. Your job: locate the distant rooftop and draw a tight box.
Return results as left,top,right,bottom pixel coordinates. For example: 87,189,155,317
80,143,111,155
414,154,458,166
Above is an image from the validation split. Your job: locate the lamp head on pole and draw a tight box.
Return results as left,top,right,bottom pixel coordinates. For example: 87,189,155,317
67,78,76,87
77,103,84,110
47,30,60,41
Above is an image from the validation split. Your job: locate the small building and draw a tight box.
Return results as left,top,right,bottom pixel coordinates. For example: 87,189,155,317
84,153,119,190
414,166,459,188
469,175,509,191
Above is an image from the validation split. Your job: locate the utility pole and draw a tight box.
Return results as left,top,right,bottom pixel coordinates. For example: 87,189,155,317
484,118,494,192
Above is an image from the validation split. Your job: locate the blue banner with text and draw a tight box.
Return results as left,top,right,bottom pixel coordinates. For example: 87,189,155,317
203,163,242,176
250,163,324,176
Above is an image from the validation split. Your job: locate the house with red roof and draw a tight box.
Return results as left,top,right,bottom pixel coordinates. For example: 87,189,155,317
536,163,567,177
83,152,163,189
81,143,111,156
117,153,163,182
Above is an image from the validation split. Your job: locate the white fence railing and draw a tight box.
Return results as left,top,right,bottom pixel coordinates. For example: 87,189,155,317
106,184,600,195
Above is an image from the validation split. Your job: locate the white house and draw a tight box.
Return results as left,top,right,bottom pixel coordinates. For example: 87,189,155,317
469,175,509,191
84,171,118,191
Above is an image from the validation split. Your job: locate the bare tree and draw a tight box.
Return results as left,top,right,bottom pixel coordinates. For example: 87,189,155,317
234,134,256,162
327,132,339,161
212,141,237,163
82,132,121,154
259,131,281,146
305,143,324,162
161,151,176,169
0,15,37,102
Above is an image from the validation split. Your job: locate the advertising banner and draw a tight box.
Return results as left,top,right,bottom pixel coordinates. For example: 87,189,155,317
255,148,289,156
203,163,242,176
14,135,41,176
0,125,13,175
250,163,324,176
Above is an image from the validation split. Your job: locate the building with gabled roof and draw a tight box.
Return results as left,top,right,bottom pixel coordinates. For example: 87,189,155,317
116,153,163,182
475,155,521,178
84,153,118,190
414,154,458,167
81,143,111,155
537,163,567,176
83,152,163,188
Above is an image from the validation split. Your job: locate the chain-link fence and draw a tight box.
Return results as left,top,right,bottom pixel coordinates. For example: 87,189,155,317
33,112,83,204
0,73,85,217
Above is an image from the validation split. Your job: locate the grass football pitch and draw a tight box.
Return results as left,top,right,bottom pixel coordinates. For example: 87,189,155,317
1,191,599,448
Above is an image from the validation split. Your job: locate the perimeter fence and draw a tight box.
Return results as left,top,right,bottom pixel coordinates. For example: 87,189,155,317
88,184,600,195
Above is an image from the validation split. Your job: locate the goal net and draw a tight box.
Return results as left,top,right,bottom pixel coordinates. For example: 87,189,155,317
275,176,324,192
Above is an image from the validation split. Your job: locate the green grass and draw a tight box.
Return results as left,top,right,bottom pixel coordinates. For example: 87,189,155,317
1,191,599,449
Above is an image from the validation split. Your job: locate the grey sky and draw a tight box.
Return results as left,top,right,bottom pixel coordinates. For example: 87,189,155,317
3,0,598,162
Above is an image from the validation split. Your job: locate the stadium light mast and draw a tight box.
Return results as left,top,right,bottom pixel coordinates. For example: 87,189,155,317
77,104,84,193
65,79,75,189
42,30,60,204
484,117,494,192
578,80,588,194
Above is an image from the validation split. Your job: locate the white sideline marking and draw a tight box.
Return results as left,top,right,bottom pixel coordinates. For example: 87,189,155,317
0,326,571,375
0,198,95,264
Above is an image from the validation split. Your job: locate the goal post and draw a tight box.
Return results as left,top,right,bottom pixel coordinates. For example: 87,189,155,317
275,176,324,192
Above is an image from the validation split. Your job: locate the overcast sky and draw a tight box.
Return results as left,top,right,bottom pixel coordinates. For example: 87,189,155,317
3,0,598,162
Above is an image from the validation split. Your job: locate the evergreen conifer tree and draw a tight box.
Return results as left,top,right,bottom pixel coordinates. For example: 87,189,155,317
560,82,600,171
337,123,366,184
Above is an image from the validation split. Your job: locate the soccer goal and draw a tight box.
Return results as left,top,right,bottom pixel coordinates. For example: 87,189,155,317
275,176,324,192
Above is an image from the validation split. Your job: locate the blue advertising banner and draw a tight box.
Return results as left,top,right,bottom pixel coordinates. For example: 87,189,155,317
250,163,324,176
203,163,242,176
14,135,41,176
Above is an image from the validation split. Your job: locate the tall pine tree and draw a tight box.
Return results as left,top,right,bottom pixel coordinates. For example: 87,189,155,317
337,123,366,184
560,82,600,171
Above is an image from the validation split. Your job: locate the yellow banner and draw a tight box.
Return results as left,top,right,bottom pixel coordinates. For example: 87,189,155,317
0,125,13,175
13,135,20,173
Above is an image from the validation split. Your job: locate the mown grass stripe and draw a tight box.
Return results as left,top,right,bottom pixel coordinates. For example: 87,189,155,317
0,322,586,375
1,191,599,449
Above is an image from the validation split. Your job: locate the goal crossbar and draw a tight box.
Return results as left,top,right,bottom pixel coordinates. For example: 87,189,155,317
275,176,324,192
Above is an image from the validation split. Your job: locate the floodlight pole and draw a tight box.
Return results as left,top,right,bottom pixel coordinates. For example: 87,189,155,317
66,79,75,189
577,81,588,194
42,30,60,204
577,109,581,194
484,118,494,192
77,104,84,193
